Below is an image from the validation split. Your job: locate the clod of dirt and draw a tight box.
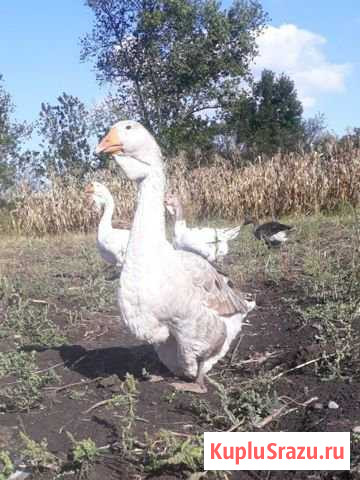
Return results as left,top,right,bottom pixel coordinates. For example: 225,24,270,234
97,374,123,392
328,400,339,409
0,425,20,452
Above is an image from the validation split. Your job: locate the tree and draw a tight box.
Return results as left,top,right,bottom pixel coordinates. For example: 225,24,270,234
89,93,128,140
302,113,327,151
228,69,304,157
340,127,360,149
81,0,267,153
37,93,96,176
0,75,30,191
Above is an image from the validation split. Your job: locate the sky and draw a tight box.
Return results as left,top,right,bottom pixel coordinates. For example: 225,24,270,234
0,0,359,148
250,0,360,134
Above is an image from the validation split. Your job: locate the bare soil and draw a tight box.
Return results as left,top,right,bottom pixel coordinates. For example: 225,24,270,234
1,215,360,479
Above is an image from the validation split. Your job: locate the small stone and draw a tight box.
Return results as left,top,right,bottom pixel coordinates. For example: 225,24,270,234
352,426,360,433
328,401,339,409
8,470,32,480
98,374,120,388
312,323,322,331
313,402,324,410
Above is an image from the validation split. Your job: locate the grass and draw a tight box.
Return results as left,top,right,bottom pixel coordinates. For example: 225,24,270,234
2,296,67,348
0,451,14,480
0,350,59,411
0,209,360,478
20,432,59,473
144,431,203,475
66,433,103,478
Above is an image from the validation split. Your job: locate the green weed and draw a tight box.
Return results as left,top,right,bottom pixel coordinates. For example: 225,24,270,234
67,433,101,478
145,431,203,474
0,451,14,480
20,432,59,473
0,351,58,411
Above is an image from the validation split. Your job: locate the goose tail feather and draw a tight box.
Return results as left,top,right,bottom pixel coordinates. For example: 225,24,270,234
219,225,242,241
224,295,255,345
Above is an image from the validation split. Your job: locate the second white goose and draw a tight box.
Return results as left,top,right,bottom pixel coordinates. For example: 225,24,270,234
85,181,129,266
164,192,242,262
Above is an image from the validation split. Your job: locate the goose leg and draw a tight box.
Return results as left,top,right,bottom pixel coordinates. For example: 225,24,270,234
155,336,183,376
171,382,207,394
170,360,208,394
195,361,208,391
146,374,165,383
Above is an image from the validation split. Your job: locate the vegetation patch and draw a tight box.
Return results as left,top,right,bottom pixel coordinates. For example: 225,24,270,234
0,350,58,411
0,213,359,479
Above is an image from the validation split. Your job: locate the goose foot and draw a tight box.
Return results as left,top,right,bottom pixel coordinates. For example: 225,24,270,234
146,374,164,383
170,382,207,394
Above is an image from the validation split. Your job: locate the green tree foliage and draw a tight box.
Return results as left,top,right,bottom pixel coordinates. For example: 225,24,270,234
89,94,127,140
0,75,30,191
37,93,96,176
229,69,304,157
81,0,267,153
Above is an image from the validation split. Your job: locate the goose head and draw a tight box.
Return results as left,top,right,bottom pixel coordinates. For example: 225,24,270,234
96,120,162,182
164,192,182,217
243,215,256,226
84,181,112,211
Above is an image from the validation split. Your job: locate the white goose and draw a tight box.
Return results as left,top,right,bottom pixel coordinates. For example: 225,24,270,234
165,192,242,262
85,181,129,266
96,121,255,393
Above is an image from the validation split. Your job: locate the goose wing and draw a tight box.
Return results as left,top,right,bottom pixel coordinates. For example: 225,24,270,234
216,225,242,242
257,221,293,236
183,226,217,244
177,250,253,316
176,227,216,260
103,228,130,259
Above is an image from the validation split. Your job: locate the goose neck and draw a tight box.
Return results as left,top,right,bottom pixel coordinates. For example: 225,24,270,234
128,166,167,249
99,196,115,232
174,202,184,221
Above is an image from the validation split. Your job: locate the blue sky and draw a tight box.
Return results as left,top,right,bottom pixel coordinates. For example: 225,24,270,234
0,0,359,147
254,0,360,133
0,1,105,140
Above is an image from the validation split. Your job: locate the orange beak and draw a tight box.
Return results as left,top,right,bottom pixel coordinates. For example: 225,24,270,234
96,127,124,155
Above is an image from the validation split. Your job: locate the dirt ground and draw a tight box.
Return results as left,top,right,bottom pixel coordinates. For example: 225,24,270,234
1,211,360,479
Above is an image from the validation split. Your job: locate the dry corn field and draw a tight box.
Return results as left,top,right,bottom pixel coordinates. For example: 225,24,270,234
10,142,360,235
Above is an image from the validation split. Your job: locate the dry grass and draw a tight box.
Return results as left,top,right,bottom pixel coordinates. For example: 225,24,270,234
11,169,136,236
10,142,360,235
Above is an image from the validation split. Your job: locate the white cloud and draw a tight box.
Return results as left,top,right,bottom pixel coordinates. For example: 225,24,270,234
253,24,351,109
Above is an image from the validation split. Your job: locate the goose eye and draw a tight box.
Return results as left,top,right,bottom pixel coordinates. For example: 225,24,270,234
126,125,132,130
